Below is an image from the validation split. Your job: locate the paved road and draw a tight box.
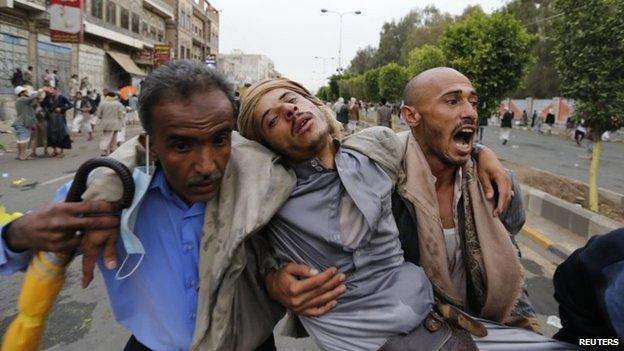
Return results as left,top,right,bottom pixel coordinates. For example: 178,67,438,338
0,126,565,350
480,126,624,195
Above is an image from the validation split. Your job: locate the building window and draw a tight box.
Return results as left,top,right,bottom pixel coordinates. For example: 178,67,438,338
180,45,185,59
91,0,103,19
158,30,164,42
149,26,157,40
186,48,190,59
120,7,129,30
106,1,117,25
131,13,140,33
141,21,148,37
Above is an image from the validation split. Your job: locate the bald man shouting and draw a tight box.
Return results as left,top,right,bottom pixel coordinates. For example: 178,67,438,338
394,67,573,350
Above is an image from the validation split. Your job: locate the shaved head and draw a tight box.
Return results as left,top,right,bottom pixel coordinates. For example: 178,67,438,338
403,67,471,109
400,66,478,167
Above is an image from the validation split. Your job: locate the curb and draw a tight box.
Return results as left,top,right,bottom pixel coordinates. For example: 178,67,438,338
521,184,622,239
520,225,572,261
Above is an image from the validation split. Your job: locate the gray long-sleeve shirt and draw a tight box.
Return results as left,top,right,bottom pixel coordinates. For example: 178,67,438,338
14,94,39,127
268,146,433,351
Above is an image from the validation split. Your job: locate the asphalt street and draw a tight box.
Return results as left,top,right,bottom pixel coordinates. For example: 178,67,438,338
0,125,571,350
479,125,624,195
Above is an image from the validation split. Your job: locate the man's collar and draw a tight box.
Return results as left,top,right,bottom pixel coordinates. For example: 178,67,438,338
149,168,205,214
291,139,340,179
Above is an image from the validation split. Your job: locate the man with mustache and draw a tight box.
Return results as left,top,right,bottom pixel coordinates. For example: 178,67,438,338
0,61,283,350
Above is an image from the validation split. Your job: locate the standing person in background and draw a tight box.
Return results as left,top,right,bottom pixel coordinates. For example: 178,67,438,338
500,106,514,145
42,87,72,157
10,68,24,88
126,94,139,125
42,69,52,87
69,74,79,97
23,66,34,92
96,91,124,156
52,70,60,90
88,90,101,134
522,110,528,126
80,76,91,92
31,101,49,157
477,113,488,142
12,86,42,160
377,98,393,128
545,108,556,134
574,119,587,146
347,97,360,134
71,91,92,140
333,97,349,132
531,110,538,129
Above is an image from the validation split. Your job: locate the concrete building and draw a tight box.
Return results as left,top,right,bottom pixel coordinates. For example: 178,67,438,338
174,0,218,60
217,49,280,87
0,0,219,121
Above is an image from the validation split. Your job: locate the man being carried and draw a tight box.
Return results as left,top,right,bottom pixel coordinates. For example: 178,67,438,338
237,78,522,350
266,69,574,350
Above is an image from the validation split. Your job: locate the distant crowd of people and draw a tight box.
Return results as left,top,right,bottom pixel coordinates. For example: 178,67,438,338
329,96,395,137
10,67,139,161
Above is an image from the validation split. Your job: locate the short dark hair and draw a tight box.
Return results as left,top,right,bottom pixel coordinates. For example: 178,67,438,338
139,60,235,135
380,98,387,105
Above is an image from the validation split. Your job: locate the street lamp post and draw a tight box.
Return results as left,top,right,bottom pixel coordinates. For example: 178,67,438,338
314,55,335,79
321,9,361,73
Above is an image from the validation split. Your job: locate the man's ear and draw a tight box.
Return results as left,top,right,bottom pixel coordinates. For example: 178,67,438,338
138,133,157,161
400,105,421,129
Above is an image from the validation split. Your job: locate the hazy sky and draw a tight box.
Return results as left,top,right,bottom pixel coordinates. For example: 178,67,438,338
210,0,508,92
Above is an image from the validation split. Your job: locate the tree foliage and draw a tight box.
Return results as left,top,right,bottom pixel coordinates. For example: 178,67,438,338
378,63,409,102
327,74,341,101
316,86,331,102
551,0,624,211
349,46,377,74
407,44,446,77
363,68,381,102
374,11,421,66
440,11,535,118
551,0,624,134
503,0,561,98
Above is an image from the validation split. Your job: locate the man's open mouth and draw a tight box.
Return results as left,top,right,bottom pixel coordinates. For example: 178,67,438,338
452,125,476,148
293,116,313,135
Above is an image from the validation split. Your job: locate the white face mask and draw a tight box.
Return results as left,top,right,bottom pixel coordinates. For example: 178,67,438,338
115,135,153,280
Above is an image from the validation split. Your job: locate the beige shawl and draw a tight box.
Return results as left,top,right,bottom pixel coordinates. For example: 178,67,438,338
396,132,523,323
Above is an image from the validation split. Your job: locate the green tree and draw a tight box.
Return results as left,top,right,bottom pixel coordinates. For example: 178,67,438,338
378,63,409,102
364,68,381,102
316,86,331,102
348,75,366,100
328,74,341,101
406,44,446,77
551,0,624,211
400,6,454,62
373,11,421,66
503,0,561,98
348,46,377,74
440,11,534,119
